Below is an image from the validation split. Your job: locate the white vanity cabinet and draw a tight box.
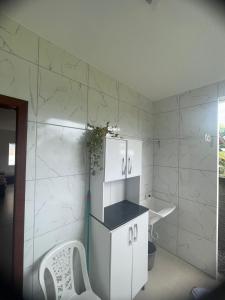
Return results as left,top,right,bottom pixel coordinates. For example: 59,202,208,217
90,211,148,300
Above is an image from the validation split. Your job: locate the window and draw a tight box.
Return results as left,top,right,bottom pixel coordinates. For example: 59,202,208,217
8,143,15,166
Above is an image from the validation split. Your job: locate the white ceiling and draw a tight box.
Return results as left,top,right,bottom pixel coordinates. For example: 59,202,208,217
3,0,225,101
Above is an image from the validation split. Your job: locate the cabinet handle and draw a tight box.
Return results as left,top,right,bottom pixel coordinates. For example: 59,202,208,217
128,157,132,174
122,157,126,175
129,226,133,245
134,224,138,242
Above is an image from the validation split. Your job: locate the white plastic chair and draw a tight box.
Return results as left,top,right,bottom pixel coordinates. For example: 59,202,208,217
39,240,100,300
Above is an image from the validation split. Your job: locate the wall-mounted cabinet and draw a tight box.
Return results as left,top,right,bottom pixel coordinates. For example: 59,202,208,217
105,138,142,182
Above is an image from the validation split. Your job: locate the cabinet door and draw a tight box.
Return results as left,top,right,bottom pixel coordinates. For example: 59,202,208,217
132,213,148,298
110,223,133,300
105,138,126,182
127,140,142,178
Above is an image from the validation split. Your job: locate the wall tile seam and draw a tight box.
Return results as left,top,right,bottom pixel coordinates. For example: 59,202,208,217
176,227,217,245
178,167,217,173
36,121,87,131
118,98,153,115
0,47,38,67
35,172,89,181
153,164,179,168
38,64,152,114
153,135,218,140
30,36,40,297
33,218,85,240
0,45,151,113
153,164,217,172
178,196,217,208
152,189,178,198
152,98,218,116
179,100,218,111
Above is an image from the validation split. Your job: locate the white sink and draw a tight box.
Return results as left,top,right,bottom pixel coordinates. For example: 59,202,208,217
148,197,176,226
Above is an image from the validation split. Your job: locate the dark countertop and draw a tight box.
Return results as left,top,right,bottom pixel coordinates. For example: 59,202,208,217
92,200,149,231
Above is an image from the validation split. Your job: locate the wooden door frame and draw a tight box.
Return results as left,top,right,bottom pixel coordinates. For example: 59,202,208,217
0,94,28,295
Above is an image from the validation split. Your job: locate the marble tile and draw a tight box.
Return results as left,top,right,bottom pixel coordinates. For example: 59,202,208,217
36,124,87,179
33,220,84,262
142,139,153,167
38,68,87,128
153,110,179,139
152,190,178,206
35,175,86,236
179,168,217,207
0,14,38,63
153,95,178,114
218,81,225,98
118,82,139,107
119,101,139,138
153,139,178,167
0,50,38,121
23,239,33,269
180,102,218,138
179,198,217,242
139,110,153,139
24,180,35,241
179,136,217,171
155,221,177,255
153,166,178,198
23,266,33,300
39,37,88,84
177,229,216,277
180,84,218,108
88,66,117,98
138,94,153,113
141,165,153,201
26,122,36,181
88,88,118,127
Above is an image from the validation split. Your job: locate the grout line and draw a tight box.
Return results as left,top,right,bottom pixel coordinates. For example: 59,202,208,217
153,164,217,173
176,94,181,255
33,218,85,240
35,172,89,181
30,36,40,300
0,47,153,114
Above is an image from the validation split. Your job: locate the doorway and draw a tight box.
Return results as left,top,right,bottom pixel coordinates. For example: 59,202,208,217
0,95,28,295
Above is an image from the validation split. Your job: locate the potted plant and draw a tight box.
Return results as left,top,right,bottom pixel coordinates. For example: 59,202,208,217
86,122,119,175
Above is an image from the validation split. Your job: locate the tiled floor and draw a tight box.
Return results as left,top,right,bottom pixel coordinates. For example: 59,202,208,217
135,247,218,300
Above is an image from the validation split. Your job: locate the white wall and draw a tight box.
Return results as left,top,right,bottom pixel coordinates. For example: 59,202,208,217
152,84,219,277
0,14,153,299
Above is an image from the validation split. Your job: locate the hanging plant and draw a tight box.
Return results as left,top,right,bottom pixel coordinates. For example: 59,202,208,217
86,122,119,175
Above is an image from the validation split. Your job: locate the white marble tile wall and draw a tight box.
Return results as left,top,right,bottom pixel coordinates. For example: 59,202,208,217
152,84,218,277
0,14,153,299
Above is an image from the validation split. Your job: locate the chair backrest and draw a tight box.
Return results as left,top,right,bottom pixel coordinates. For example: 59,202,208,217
39,240,92,300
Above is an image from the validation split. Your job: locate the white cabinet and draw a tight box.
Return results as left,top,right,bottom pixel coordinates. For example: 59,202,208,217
105,138,126,182
90,212,148,300
111,221,133,300
105,138,142,182
127,139,142,178
131,213,148,297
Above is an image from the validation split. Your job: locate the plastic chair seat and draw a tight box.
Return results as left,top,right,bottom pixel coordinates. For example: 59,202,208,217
69,290,101,300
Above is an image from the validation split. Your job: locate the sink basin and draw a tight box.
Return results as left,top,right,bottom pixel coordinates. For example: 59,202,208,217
148,197,176,226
